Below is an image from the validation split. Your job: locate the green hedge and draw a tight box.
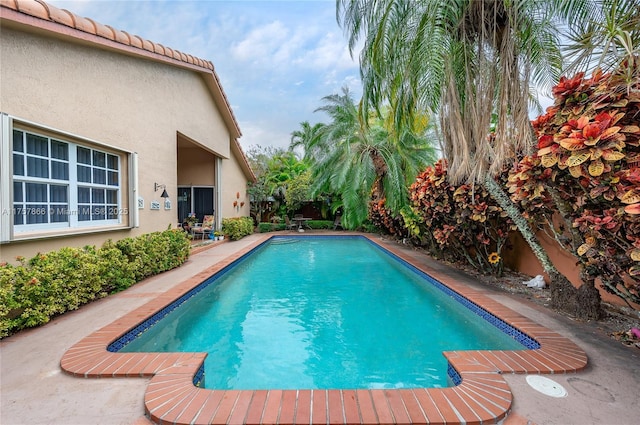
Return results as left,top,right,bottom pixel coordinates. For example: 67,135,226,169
0,228,190,338
308,220,333,229
258,220,335,233
221,217,254,240
258,222,285,232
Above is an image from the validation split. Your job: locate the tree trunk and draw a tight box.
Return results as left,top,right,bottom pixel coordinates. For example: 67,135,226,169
545,185,603,320
483,174,602,320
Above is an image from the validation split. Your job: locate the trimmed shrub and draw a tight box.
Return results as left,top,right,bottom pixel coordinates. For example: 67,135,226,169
222,217,254,240
115,228,190,281
258,222,286,232
307,220,333,229
0,228,190,338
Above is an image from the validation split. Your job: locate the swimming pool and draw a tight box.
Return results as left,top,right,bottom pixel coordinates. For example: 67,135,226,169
62,233,587,425
113,236,531,389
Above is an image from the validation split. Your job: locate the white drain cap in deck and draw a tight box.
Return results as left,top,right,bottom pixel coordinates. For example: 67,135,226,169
526,375,568,398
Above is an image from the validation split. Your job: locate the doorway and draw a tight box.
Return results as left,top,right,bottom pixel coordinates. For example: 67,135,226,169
177,186,215,224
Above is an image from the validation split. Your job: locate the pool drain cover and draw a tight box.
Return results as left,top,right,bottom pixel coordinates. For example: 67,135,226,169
526,375,568,398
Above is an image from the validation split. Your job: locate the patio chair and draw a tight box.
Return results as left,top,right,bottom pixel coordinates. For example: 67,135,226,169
192,215,214,240
333,215,343,230
284,216,296,231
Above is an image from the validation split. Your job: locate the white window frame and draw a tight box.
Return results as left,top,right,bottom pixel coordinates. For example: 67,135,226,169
0,113,137,242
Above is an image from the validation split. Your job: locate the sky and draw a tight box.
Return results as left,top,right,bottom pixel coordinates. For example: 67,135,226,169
47,0,362,151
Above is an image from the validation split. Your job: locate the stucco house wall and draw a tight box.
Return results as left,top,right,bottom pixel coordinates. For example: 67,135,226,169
0,1,255,263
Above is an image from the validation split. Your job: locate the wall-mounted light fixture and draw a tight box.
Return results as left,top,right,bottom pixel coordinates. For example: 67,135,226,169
154,183,170,198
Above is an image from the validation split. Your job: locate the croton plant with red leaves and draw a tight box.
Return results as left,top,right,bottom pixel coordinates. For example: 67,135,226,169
368,198,409,238
406,159,513,276
508,59,640,307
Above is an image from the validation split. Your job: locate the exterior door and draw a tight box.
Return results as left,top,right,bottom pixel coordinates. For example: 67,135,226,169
193,187,214,222
177,186,215,223
177,187,192,224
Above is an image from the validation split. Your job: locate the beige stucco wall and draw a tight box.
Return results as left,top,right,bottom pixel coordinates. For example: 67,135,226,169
0,25,249,261
177,147,217,186
220,145,251,219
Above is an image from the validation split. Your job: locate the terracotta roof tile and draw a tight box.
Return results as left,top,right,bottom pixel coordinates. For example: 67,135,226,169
110,26,131,45
13,0,48,19
47,4,73,26
87,18,114,40
1,0,216,72
70,13,94,33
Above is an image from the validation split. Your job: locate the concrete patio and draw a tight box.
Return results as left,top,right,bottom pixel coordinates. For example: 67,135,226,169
1,232,639,425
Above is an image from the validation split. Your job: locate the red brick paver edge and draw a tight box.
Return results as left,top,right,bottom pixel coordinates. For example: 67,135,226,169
60,234,587,425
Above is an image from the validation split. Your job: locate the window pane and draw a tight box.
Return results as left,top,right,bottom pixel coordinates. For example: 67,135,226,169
50,206,69,223
27,157,49,178
107,208,118,220
107,154,118,170
51,140,68,160
26,183,47,202
13,154,24,176
92,188,105,203
78,204,91,221
50,185,68,202
25,204,48,224
26,134,48,157
77,147,91,164
106,189,118,204
93,151,106,168
108,171,118,186
78,187,90,203
13,130,24,152
93,169,106,185
52,161,69,180
92,205,106,220
13,182,23,202
78,165,91,182
13,204,24,225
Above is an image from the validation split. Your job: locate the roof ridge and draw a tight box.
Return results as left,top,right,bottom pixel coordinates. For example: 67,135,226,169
0,0,215,71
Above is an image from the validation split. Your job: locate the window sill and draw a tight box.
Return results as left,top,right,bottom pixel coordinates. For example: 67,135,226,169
4,224,132,244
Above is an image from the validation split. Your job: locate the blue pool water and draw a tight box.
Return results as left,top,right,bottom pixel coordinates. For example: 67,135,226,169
119,236,526,389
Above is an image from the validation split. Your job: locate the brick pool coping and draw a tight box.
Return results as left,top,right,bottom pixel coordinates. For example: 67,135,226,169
60,234,587,425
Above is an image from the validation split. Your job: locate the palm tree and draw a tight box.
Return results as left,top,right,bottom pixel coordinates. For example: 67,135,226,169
564,0,640,77
290,121,325,163
305,87,437,228
337,0,604,318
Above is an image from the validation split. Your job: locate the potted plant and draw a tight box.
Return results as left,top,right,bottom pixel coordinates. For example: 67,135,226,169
185,212,198,226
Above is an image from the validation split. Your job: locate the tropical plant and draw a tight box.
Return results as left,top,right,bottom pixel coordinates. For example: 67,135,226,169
284,170,312,214
368,199,409,238
246,146,309,223
336,0,609,319
564,0,640,77
508,61,640,310
290,121,326,163
408,159,514,276
303,87,437,228
264,151,308,202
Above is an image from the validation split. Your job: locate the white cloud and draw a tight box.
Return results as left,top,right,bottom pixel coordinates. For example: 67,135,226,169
238,120,293,151
231,21,290,63
298,31,357,71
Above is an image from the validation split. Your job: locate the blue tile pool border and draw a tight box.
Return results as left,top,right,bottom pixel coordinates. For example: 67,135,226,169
364,236,541,350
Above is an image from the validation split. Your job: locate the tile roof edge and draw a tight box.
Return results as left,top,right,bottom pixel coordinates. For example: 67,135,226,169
0,0,243,139
0,0,216,72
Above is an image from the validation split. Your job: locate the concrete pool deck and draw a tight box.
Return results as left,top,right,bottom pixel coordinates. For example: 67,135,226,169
1,232,639,424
